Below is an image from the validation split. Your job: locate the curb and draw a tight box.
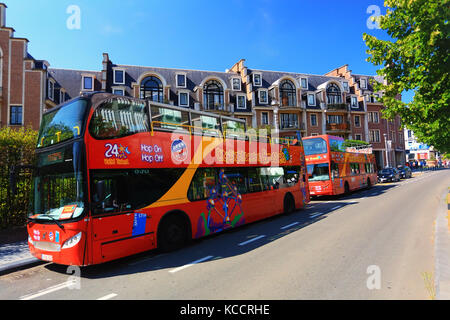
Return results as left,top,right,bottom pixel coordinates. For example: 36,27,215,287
434,187,450,299
0,257,44,276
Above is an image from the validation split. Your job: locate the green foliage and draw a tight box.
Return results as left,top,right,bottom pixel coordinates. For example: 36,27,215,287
343,139,371,148
363,0,450,152
0,127,38,229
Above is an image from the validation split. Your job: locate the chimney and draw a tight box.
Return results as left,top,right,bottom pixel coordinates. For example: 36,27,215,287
0,3,6,28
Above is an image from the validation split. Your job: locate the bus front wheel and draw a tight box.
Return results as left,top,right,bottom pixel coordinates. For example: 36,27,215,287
157,213,190,252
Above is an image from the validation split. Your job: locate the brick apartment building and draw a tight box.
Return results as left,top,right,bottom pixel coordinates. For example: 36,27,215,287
0,3,405,168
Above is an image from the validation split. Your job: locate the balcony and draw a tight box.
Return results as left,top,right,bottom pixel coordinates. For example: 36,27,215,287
326,103,349,112
326,121,350,132
280,121,306,131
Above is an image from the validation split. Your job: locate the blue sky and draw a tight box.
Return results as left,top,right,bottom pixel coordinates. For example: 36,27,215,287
6,0,412,102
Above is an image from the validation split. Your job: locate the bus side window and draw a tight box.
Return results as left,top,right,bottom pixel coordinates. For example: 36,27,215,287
284,166,300,185
223,168,248,194
331,162,339,178
247,167,263,193
188,168,218,201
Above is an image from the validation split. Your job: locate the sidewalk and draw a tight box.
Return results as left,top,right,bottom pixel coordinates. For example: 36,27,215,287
0,227,41,275
434,187,450,299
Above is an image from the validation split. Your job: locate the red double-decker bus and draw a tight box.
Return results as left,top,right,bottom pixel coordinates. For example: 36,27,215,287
302,135,377,196
25,92,309,266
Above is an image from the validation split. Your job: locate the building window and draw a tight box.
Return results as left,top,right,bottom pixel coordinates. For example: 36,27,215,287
48,80,54,100
236,94,246,109
259,89,268,104
300,77,308,89
179,91,189,106
10,106,22,125
368,111,379,123
369,130,380,143
354,115,361,127
310,114,317,126
261,112,269,125
391,131,396,143
140,76,163,102
113,89,125,96
360,78,367,89
343,81,349,92
327,114,343,124
280,113,298,129
176,73,186,88
60,90,65,103
232,78,241,91
113,69,125,85
355,134,362,141
307,93,316,106
326,83,342,104
280,79,297,107
351,96,358,108
253,73,262,86
203,80,224,110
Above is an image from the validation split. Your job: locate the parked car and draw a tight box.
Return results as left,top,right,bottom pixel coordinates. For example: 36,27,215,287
396,165,412,179
378,167,400,183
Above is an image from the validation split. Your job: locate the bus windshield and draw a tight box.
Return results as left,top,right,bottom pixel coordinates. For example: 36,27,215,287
37,99,88,148
303,137,327,155
28,143,86,221
307,163,330,181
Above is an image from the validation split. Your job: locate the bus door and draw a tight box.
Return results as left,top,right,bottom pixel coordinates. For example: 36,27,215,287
89,172,151,263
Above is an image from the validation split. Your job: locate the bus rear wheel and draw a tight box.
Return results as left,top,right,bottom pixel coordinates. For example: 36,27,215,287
344,182,350,195
284,193,295,214
157,214,190,252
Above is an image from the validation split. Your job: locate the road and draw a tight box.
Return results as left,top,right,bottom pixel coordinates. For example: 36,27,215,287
1,170,448,300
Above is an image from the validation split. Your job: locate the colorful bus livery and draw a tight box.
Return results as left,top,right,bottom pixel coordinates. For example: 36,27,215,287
25,92,309,266
303,135,377,196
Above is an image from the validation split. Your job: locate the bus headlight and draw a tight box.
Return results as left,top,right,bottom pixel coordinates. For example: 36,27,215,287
62,232,82,249
28,236,35,246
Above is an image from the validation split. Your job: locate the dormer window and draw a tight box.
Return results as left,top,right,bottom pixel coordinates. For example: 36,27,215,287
232,77,241,91
47,79,55,100
236,94,246,109
113,69,125,85
259,89,268,104
253,73,262,87
360,78,367,89
178,91,189,106
176,73,186,88
326,83,342,104
343,81,349,92
351,96,358,108
307,93,316,106
82,76,93,91
300,77,308,90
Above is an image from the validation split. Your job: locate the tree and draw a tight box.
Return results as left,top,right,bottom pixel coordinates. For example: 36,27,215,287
363,0,450,152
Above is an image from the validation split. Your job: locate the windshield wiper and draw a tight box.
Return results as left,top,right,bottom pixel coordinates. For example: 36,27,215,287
38,214,65,230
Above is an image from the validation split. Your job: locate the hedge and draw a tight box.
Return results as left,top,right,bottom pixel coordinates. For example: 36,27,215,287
0,127,38,229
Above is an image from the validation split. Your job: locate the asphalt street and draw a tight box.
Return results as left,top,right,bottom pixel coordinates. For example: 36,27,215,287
0,170,448,300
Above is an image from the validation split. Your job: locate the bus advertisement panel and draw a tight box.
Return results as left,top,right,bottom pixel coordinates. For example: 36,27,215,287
303,135,377,196
25,93,310,266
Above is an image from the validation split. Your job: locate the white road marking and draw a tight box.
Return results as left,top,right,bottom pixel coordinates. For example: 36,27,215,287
20,280,76,300
310,212,326,219
330,206,341,211
238,235,266,246
169,255,214,273
281,222,299,230
97,293,118,300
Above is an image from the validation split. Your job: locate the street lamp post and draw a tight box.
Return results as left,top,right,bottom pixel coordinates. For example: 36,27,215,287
384,133,389,168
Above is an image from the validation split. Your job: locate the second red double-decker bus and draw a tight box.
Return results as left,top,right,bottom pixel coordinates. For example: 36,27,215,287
302,135,377,196
24,92,310,266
